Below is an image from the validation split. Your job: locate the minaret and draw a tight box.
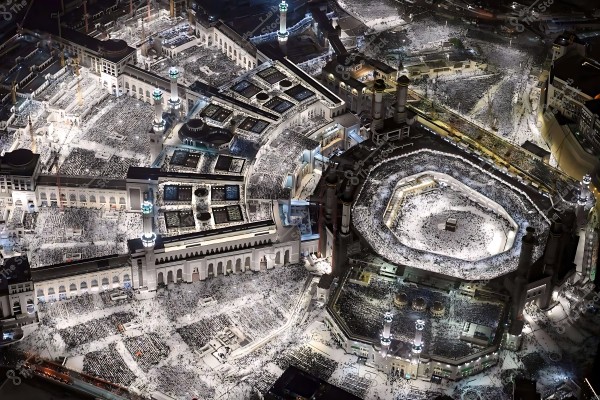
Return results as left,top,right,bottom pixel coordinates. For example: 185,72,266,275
151,88,165,163
140,195,157,290
277,0,289,42
411,319,425,363
380,311,393,357
168,67,181,112
394,75,410,124
509,227,536,335
324,172,338,224
141,199,156,249
340,185,354,235
371,79,386,132
576,174,593,227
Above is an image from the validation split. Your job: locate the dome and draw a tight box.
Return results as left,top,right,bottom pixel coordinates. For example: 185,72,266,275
197,212,212,221
185,118,205,131
179,119,233,147
394,292,408,307
397,74,410,85
412,297,426,311
256,92,269,101
325,172,338,185
340,186,354,203
374,79,386,91
4,148,35,167
194,187,209,197
279,79,292,88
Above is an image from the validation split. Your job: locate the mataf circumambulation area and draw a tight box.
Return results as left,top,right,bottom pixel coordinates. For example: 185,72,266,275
384,171,518,262
352,149,550,281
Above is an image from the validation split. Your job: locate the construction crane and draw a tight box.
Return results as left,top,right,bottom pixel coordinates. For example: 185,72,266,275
486,92,498,131
28,115,36,153
10,80,17,105
50,11,65,67
83,0,89,33
74,57,83,107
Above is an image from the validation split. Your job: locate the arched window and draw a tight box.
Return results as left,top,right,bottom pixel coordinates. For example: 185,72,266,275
102,278,109,286
100,196,106,203
91,279,98,287
48,287,55,295
124,274,130,282
90,195,96,203
119,197,125,204
40,192,47,200
69,193,76,202
70,284,77,291
59,285,66,293
37,289,44,298
80,281,87,289
113,275,119,283
80,194,87,202
110,197,116,204
50,192,56,200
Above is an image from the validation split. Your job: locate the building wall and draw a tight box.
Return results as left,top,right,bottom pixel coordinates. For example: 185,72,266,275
133,236,298,291
195,22,257,71
547,76,592,121
34,266,131,302
36,185,128,210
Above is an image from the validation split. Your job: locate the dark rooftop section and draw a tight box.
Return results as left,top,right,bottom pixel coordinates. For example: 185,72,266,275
278,58,343,105
266,365,362,400
521,141,550,159
127,220,275,253
554,32,586,47
317,273,333,289
585,98,600,115
126,167,244,183
189,80,280,121
30,255,130,283
36,175,126,190
514,378,541,400
0,149,39,177
0,256,31,295
552,53,600,98
368,57,397,75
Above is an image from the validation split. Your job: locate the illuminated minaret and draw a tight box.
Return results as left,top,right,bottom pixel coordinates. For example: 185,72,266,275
140,194,158,290
576,174,593,227
151,88,164,163
168,67,181,111
371,79,386,133
340,185,353,235
394,75,410,124
411,320,425,362
152,88,164,132
141,198,156,249
278,0,289,42
380,311,393,357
